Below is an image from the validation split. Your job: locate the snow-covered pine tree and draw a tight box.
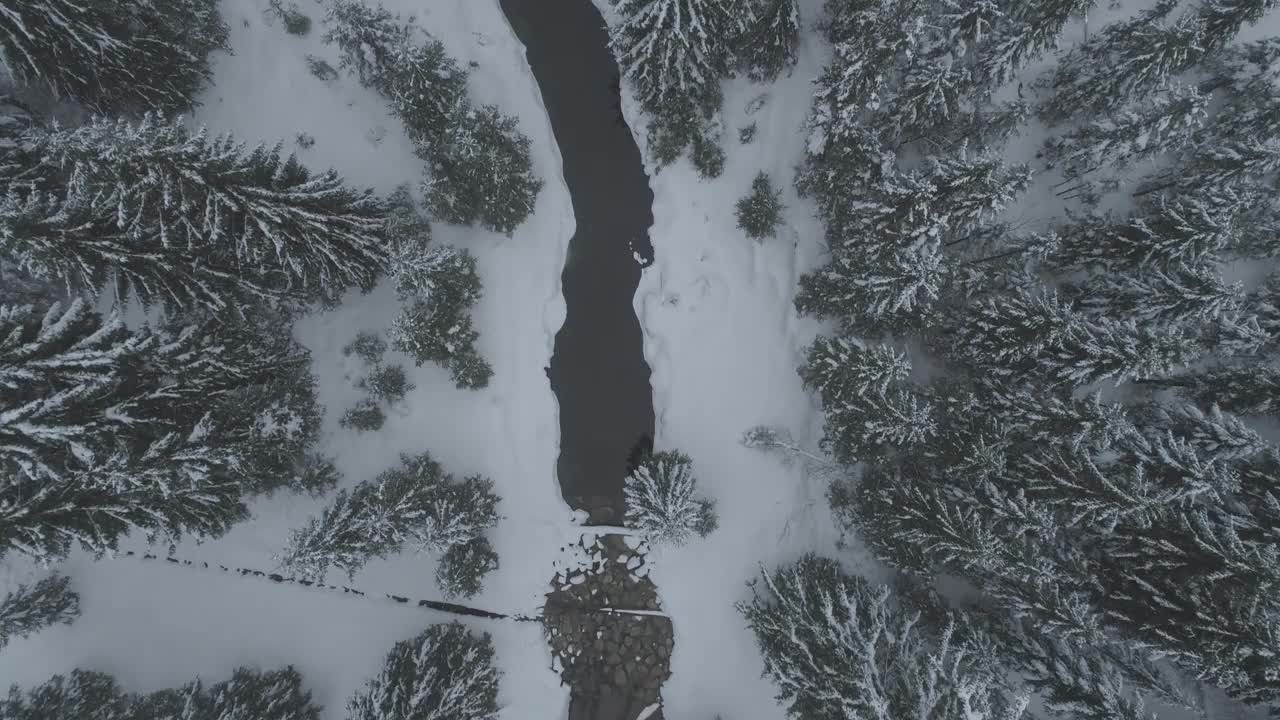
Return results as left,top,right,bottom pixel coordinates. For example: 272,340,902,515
278,452,498,581
423,103,543,235
1196,0,1278,51
610,0,741,111
739,554,1024,720
139,666,322,720
388,239,492,390
0,448,248,562
735,172,785,239
323,0,413,84
5,666,321,720
0,670,134,719
1147,363,1280,416
1162,138,1280,193
1050,195,1238,271
434,536,498,600
0,573,78,650
623,450,717,546
736,0,800,82
969,380,1133,453
1039,1,1204,124
799,335,936,463
20,117,389,312
1131,402,1267,461
199,317,338,498
0,0,228,114
797,243,951,334
975,0,1098,86
1066,263,1244,324
940,285,1201,386
1041,84,1208,179
348,623,498,720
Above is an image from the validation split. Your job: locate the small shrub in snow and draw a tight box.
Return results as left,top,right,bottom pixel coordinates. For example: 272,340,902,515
348,624,499,720
344,331,387,365
738,122,758,144
305,55,339,82
269,0,312,36
735,172,784,239
691,134,726,179
339,398,385,432
295,132,316,149
435,536,499,599
361,364,414,404
425,103,543,235
623,450,717,546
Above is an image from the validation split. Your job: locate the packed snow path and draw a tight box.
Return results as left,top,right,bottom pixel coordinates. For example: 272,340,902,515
497,0,668,718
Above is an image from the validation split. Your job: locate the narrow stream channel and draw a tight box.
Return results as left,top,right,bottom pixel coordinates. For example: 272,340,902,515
498,0,656,522
497,1,666,718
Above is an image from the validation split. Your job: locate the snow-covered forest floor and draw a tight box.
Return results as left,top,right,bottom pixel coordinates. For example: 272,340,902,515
0,0,575,717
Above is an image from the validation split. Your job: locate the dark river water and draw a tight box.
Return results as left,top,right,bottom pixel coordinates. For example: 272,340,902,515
499,0,656,520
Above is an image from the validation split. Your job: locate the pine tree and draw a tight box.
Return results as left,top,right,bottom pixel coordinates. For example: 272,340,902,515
736,0,801,82
279,453,498,581
1039,1,1204,123
423,103,543,235
610,0,742,111
941,286,1200,386
14,117,389,312
975,0,1098,86
623,450,717,546
739,554,1025,720
797,244,951,333
0,574,78,650
0,0,228,114
1150,363,1280,416
1050,195,1238,271
1131,402,1267,461
434,536,498,600
1196,0,1279,51
1067,263,1243,324
735,172,785,239
3,666,321,720
322,0,413,84
347,624,499,720
388,242,492,390
1041,84,1208,179
0,670,133,720
141,666,321,720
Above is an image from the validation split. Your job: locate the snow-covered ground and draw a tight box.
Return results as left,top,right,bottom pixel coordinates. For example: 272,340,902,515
0,0,576,717
590,1,872,717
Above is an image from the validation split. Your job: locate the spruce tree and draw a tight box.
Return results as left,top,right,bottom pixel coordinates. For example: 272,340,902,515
735,172,785,239
623,450,718,546
739,554,1024,720
435,536,498,600
424,103,543,235
0,574,78,651
610,0,742,110
0,0,228,113
388,239,492,390
975,0,1098,85
1039,1,1204,123
347,624,498,720
1066,263,1243,324
1196,0,1279,51
1050,196,1238,271
1041,84,1208,179
736,0,801,82
0,670,133,720
13,117,389,312
1149,363,1280,416
279,452,499,581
